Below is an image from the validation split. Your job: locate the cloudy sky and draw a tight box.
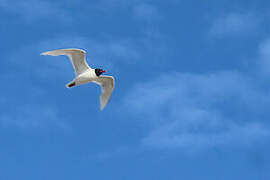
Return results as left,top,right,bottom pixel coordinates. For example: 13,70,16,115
1,0,270,179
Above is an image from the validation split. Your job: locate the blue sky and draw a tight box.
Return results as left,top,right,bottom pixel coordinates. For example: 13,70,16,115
1,0,270,179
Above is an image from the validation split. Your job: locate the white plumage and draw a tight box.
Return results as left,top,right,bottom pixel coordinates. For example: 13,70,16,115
41,48,114,110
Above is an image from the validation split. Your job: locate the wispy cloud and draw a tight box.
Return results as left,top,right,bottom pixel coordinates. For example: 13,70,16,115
209,12,261,38
133,3,160,22
259,38,270,75
0,0,70,22
0,37,88,130
132,3,162,39
0,85,71,131
93,0,156,11
0,54,70,131
123,71,270,151
0,103,70,130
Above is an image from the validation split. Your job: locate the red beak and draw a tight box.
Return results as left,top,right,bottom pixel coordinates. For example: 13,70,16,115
101,70,106,73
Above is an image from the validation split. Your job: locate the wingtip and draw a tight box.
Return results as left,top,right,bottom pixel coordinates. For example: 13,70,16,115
40,52,47,56
100,103,107,111
100,106,105,111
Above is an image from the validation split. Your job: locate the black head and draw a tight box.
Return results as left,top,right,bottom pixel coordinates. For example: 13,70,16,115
95,68,106,76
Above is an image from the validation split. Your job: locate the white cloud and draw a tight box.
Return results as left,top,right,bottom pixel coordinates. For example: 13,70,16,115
123,71,270,151
0,104,70,130
209,13,260,38
0,64,71,131
133,3,160,22
0,0,70,22
94,0,152,10
143,120,268,151
259,38,270,75
0,87,71,131
132,3,162,39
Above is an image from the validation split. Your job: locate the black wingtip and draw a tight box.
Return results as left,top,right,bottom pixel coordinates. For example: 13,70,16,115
68,82,76,88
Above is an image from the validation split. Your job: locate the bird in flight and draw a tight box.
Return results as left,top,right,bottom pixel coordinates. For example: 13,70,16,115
41,48,114,110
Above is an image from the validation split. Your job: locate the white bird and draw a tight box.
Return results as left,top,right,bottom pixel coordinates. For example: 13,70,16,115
41,48,114,110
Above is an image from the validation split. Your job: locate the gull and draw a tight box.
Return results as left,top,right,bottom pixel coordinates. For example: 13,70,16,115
41,48,114,110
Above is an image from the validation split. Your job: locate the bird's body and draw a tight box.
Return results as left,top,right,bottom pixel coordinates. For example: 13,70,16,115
68,68,96,87
41,48,114,110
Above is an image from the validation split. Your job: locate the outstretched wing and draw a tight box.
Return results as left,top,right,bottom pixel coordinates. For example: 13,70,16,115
41,48,91,76
93,76,115,110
